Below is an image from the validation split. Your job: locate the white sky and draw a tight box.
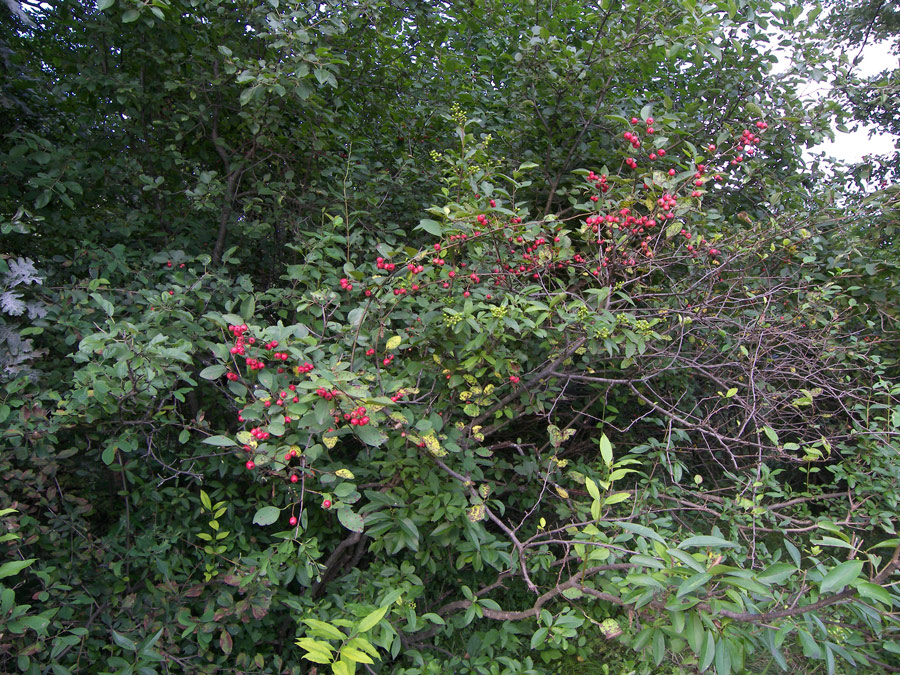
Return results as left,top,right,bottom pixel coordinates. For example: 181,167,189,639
815,41,899,164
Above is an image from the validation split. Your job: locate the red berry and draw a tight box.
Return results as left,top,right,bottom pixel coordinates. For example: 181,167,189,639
290,474,299,483
289,516,298,526
322,499,332,509
245,460,255,470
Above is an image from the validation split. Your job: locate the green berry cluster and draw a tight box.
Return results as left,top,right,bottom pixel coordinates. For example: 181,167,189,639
490,305,507,319
443,312,464,327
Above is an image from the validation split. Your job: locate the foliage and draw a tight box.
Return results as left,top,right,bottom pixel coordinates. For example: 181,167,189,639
2,1,900,674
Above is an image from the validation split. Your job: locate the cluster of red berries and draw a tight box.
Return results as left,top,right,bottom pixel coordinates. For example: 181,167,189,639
315,388,339,400
657,193,678,218
245,357,266,371
375,258,396,272
226,372,239,381
382,354,395,367
250,427,271,441
264,340,279,350
476,214,488,226
625,157,638,169
295,362,314,375
406,262,425,274
587,171,609,194
339,277,354,291
623,130,642,150
229,324,254,356
283,447,300,462
509,375,520,384
343,406,370,426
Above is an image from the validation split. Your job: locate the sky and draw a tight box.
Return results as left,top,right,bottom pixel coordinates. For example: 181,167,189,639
815,40,899,164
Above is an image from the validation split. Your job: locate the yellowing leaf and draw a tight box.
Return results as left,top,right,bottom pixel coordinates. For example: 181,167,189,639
482,384,495,396
335,468,354,479
555,486,570,499
323,434,338,449
389,411,408,424
459,391,472,401
422,432,446,457
385,335,402,350
467,504,486,522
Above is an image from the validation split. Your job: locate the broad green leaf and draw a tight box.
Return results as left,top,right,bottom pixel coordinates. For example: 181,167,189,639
599,433,613,467
855,581,892,605
338,509,364,533
303,618,346,641
820,560,864,594
678,535,738,550
415,219,442,236
199,365,227,380
619,521,666,545
252,506,280,526
0,558,36,579
202,435,236,447
677,572,711,598
340,647,374,664
358,604,389,633
585,477,601,501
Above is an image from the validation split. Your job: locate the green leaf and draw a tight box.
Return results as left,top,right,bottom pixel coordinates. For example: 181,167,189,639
199,490,212,511
101,445,116,465
354,425,386,447
415,219,442,236
757,563,797,585
121,8,139,22
585,477,601,501
202,435,236,447
340,646,374,664
303,618,345,641
111,630,137,651
97,0,116,10
0,558,35,579
677,572,711,598
199,365,227,380
599,433,613,467
678,535,739,550
385,335,402,351
252,506,280,526
357,604,389,633
855,581,892,605
820,560,864,594
619,521,666,545
530,626,549,649
337,508,365,533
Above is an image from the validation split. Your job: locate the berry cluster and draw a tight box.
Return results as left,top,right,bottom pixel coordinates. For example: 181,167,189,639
339,277,354,291
250,427,271,441
375,257,396,272
315,387,339,401
228,324,253,356
343,406,371,426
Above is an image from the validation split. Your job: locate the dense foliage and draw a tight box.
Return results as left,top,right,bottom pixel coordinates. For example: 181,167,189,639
2,0,900,674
